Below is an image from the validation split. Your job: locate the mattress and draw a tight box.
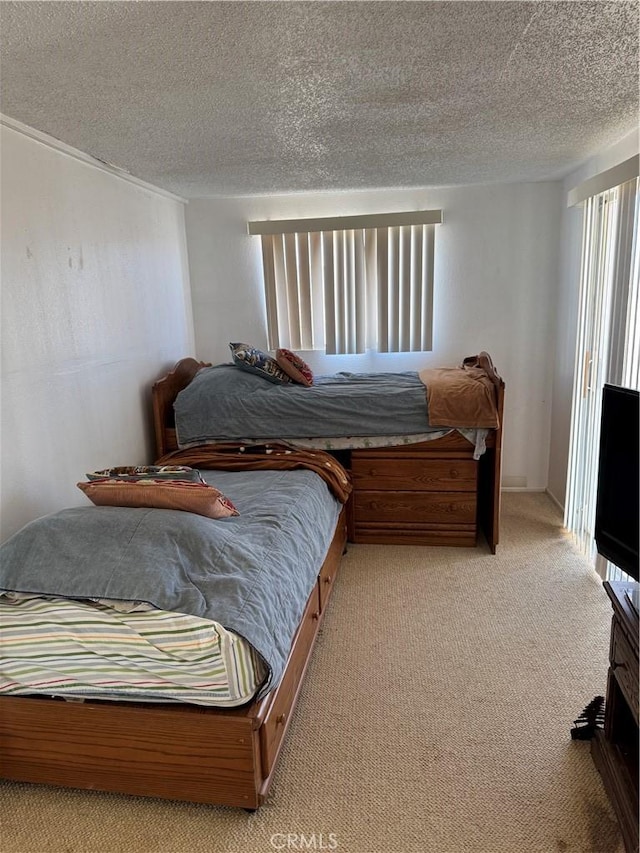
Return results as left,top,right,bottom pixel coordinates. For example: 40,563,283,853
174,364,433,446
0,592,266,706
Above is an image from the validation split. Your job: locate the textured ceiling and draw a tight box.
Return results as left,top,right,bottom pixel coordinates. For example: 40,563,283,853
1,1,638,197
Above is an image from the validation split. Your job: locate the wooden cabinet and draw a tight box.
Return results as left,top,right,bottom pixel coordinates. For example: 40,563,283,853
349,433,479,546
592,581,639,853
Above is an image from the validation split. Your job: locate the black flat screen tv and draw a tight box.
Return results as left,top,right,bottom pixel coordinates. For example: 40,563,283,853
594,384,639,581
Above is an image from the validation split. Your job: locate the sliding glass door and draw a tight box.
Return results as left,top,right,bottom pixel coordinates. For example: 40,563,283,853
564,177,639,578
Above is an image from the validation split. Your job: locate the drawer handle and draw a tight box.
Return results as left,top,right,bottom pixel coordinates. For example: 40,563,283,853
612,661,627,671
323,576,332,584
276,714,286,726
312,611,320,621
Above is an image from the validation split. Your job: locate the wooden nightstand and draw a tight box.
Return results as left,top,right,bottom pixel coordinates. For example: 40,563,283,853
591,581,639,853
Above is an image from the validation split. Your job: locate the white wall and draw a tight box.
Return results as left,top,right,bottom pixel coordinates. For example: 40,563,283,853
186,181,563,490
547,129,640,508
1,125,195,540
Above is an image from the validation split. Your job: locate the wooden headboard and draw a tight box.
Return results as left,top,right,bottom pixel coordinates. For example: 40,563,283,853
152,358,210,459
475,351,505,553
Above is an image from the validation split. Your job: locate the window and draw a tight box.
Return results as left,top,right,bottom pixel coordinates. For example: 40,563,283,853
564,162,639,581
248,210,442,355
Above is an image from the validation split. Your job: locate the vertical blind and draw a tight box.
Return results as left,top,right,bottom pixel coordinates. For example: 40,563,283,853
564,177,639,574
374,225,435,353
249,210,441,355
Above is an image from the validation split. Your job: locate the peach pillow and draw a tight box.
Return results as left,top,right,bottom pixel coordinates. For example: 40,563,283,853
77,478,239,519
275,349,314,386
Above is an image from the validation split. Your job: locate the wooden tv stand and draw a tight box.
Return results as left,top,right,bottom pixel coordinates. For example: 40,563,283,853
591,581,639,853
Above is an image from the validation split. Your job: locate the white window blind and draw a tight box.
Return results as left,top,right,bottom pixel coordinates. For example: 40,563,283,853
248,210,441,355
564,176,640,578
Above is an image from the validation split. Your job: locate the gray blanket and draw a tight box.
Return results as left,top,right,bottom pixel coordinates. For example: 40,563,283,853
174,364,433,446
0,469,341,698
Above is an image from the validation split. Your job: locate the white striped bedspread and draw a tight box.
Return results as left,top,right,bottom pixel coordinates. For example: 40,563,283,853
0,592,266,706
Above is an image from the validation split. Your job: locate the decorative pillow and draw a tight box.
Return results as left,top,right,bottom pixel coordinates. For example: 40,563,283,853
77,478,239,519
275,348,314,386
229,342,291,385
86,466,204,482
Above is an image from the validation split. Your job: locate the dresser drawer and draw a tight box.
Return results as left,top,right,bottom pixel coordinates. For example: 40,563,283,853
611,616,639,724
317,508,345,611
318,562,337,612
354,490,477,525
260,592,320,777
352,523,477,546
351,458,477,492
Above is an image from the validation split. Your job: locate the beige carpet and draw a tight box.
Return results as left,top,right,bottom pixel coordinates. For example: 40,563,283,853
0,493,624,853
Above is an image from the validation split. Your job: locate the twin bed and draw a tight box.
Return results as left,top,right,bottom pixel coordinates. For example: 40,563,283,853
0,351,504,808
153,351,504,551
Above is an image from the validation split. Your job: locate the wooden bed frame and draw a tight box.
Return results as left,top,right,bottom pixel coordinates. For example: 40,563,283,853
0,509,347,809
0,354,502,808
151,352,505,552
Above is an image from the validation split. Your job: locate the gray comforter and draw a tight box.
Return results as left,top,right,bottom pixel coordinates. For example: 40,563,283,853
174,364,433,446
0,469,341,698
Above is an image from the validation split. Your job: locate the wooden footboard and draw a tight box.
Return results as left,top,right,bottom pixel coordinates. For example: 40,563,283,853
0,511,347,809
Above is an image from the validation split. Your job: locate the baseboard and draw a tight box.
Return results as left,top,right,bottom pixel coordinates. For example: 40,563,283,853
544,489,565,513
500,487,564,511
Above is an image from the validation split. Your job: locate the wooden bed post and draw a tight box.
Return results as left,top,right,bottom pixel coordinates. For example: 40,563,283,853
477,352,505,553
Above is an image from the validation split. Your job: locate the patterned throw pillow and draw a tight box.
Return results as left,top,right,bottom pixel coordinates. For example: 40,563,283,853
275,349,314,386
77,479,239,519
229,342,291,385
86,466,204,482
